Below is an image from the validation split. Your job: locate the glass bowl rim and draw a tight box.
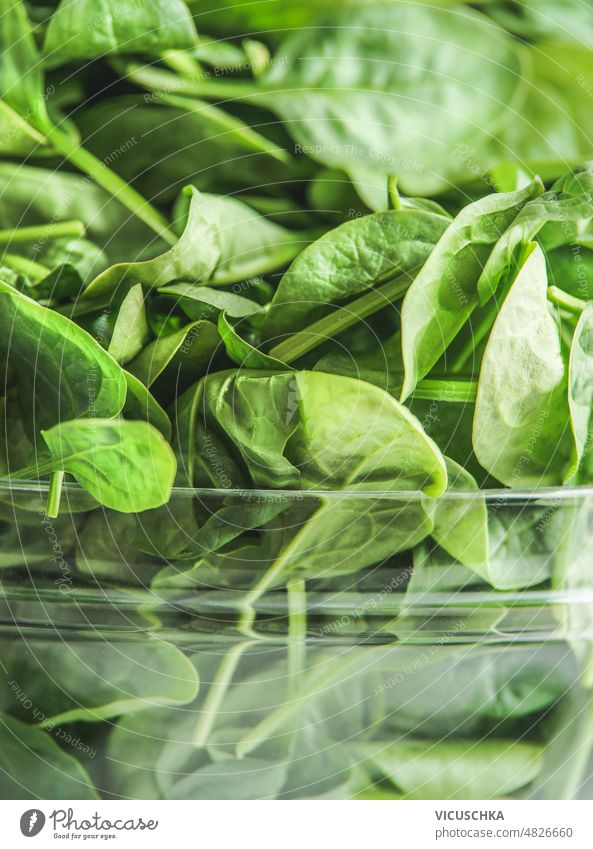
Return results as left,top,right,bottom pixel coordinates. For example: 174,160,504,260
2,478,593,502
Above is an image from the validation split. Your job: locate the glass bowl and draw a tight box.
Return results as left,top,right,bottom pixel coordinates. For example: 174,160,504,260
1,481,593,800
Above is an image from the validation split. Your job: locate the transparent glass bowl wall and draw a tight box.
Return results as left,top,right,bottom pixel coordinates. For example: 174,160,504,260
1,482,593,800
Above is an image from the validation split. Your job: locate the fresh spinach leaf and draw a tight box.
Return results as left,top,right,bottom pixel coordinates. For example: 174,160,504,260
26,418,177,512
43,0,197,69
108,284,150,366
0,282,126,433
360,738,543,800
473,244,573,486
400,180,542,399
0,715,98,799
263,208,448,338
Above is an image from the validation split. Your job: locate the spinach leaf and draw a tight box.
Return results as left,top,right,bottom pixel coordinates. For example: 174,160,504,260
1,638,199,725
108,284,150,365
0,715,98,799
0,283,126,433
199,5,523,197
202,370,447,493
83,188,220,299
400,180,542,399
218,312,290,371
31,418,177,512
158,283,260,322
473,244,573,486
568,305,593,481
360,738,543,800
477,190,593,305
43,0,197,69
85,188,306,299
172,191,309,286
263,208,448,338
127,320,220,394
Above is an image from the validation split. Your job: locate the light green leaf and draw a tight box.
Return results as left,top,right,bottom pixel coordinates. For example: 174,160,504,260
40,418,177,512
218,312,290,370
2,638,199,725
473,244,573,486
0,283,126,432
429,457,488,568
400,180,543,400
567,304,593,481
108,283,150,365
158,283,261,321
43,0,197,69
127,320,220,388
263,208,448,338
83,187,220,299
362,738,543,800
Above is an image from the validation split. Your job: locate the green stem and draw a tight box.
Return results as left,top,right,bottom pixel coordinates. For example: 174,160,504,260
547,286,587,316
268,271,413,364
162,93,288,163
387,176,400,211
192,641,252,747
236,651,362,759
46,127,177,246
238,546,297,637
0,221,85,245
46,471,65,518
162,49,203,78
287,579,307,701
5,459,56,480
1,253,49,281
122,61,262,102
411,378,478,404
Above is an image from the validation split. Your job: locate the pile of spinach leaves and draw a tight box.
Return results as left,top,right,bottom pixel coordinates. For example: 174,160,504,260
1,0,593,802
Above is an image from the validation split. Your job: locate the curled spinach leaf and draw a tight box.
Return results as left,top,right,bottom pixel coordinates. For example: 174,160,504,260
473,244,572,487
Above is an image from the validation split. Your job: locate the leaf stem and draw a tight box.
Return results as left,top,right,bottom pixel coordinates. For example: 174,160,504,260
0,221,85,244
162,93,288,163
238,549,292,637
236,651,363,759
411,378,477,403
287,578,307,700
5,459,56,480
268,271,413,364
1,253,49,281
547,286,587,316
46,470,65,518
46,127,177,246
192,641,252,747
122,61,262,102
387,176,400,211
